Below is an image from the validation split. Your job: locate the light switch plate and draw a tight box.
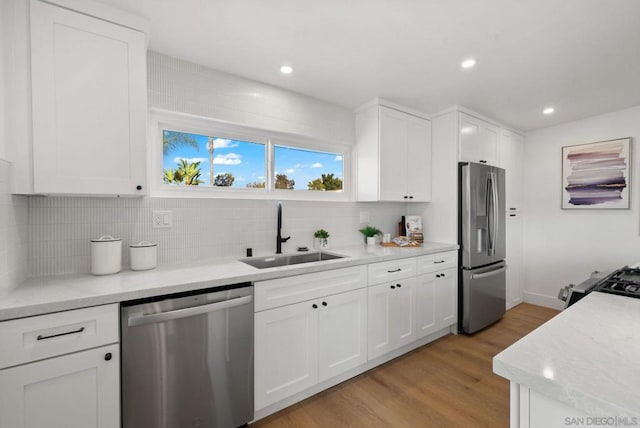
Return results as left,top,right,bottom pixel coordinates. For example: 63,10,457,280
152,210,172,228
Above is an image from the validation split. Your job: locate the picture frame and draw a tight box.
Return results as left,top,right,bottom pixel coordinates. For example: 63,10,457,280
561,137,631,209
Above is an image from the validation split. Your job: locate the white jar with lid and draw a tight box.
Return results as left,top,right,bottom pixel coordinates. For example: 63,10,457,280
129,241,157,271
90,236,122,275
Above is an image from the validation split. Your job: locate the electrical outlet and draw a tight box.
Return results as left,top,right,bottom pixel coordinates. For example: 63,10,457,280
359,211,370,223
152,210,172,228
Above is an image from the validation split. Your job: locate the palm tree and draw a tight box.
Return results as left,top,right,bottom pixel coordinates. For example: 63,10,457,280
163,131,199,155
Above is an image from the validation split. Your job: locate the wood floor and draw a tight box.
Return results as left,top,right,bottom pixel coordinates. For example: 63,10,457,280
251,303,559,428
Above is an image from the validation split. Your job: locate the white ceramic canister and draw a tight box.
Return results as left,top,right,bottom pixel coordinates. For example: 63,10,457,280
129,241,157,271
90,235,122,275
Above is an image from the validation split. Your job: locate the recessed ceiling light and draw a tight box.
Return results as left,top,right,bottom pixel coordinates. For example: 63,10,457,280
461,58,476,69
543,107,555,115
280,65,293,74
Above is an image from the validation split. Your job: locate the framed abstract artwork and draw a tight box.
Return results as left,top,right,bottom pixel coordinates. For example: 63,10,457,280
562,137,631,209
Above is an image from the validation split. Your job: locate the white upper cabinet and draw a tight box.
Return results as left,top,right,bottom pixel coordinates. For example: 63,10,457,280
459,112,500,166
24,0,148,195
500,129,525,212
356,101,432,202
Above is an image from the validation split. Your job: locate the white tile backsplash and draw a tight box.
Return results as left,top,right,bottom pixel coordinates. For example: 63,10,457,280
27,197,407,276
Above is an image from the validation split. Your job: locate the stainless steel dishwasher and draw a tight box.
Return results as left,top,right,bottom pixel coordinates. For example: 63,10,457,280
121,283,254,428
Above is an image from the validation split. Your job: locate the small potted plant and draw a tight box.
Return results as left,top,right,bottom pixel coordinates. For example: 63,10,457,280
358,225,382,246
314,229,330,250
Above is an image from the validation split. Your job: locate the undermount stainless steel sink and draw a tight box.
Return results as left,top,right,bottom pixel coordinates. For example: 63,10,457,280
239,251,344,269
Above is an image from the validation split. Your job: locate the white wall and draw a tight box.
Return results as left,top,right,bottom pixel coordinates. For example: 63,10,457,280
523,105,640,308
0,0,6,160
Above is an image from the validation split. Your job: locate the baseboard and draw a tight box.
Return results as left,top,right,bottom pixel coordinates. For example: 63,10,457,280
523,291,564,310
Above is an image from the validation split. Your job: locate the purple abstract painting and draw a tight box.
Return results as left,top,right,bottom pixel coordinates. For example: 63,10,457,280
562,138,630,209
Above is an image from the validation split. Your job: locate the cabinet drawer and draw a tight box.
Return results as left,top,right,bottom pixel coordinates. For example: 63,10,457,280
417,251,458,274
255,266,367,312
0,304,119,369
368,258,417,285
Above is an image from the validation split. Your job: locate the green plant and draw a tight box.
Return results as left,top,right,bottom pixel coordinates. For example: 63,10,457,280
314,229,330,246
358,225,382,240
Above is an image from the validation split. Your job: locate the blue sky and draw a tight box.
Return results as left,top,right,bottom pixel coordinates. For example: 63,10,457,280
162,131,343,189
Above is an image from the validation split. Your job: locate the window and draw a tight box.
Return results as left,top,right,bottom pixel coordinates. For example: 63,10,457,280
162,130,266,189
152,111,350,200
273,145,344,192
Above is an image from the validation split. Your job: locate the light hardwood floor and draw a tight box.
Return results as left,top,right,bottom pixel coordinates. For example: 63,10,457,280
251,303,559,428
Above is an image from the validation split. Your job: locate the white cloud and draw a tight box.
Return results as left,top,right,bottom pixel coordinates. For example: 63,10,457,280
237,176,246,182
257,176,265,180
212,138,238,149
173,157,208,164
285,168,295,174
335,155,343,161
213,153,241,165
311,162,323,168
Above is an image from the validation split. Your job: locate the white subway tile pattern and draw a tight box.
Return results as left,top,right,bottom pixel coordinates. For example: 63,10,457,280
0,159,28,291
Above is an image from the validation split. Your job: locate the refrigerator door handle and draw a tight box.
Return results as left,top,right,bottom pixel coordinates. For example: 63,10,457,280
486,173,494,256
470,266,506,280
490,171,499,257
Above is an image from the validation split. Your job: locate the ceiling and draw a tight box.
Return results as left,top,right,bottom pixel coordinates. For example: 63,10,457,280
98,0,640,131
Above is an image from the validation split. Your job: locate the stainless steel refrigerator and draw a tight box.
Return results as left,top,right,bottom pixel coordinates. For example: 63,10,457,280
458,162,507,334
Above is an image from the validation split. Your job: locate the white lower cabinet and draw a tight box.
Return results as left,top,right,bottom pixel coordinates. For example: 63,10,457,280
416,267,457,338
0,304,120,428
516,384,587,428
0,344,119,428
367,278,417,360
254,288,367,410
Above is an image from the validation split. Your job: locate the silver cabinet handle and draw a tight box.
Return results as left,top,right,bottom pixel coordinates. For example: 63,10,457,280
128,295,253,327
470,267,506,280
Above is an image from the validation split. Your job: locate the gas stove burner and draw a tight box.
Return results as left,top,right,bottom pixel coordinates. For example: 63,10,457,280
595,266,640,299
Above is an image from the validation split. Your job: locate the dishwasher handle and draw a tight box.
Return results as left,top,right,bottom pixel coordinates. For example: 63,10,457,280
127,295,253,327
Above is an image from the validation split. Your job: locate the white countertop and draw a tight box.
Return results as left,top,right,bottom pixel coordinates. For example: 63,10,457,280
493,292,640,417
0,241,458,321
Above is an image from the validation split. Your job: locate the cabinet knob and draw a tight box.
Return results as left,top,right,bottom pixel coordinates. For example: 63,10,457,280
390,285,396,289
409,196,413,199
510,214,516,217
403,196,408,199
312,303,318,309
104,353,112,361
479,160,487,164
136,185,142,191
436,274,441,278
509,207,516,210
441,273,446,277
322,301,327,306
396,283,402,288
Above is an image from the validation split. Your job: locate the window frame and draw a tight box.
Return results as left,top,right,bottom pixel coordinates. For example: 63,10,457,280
150,109,352,201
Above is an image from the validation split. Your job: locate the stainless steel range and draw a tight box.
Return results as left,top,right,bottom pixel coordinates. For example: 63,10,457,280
594,267,640,298
559,266,640,308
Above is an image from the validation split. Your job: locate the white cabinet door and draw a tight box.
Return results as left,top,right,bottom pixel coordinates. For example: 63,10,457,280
30,0,147,195
318,288,367,382
379,106,409,201
434,268,457,328
357,103,432,202
459,112,500,166
0,343,119,428
506,212,524,309
416,273,437,338
405,114,432,202
417,267,457,338
254,301,319,410
367,278,417,360
500,129,525,212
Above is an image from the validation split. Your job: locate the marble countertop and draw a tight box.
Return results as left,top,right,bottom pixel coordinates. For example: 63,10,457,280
493,292,640,417
0,241,458,321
